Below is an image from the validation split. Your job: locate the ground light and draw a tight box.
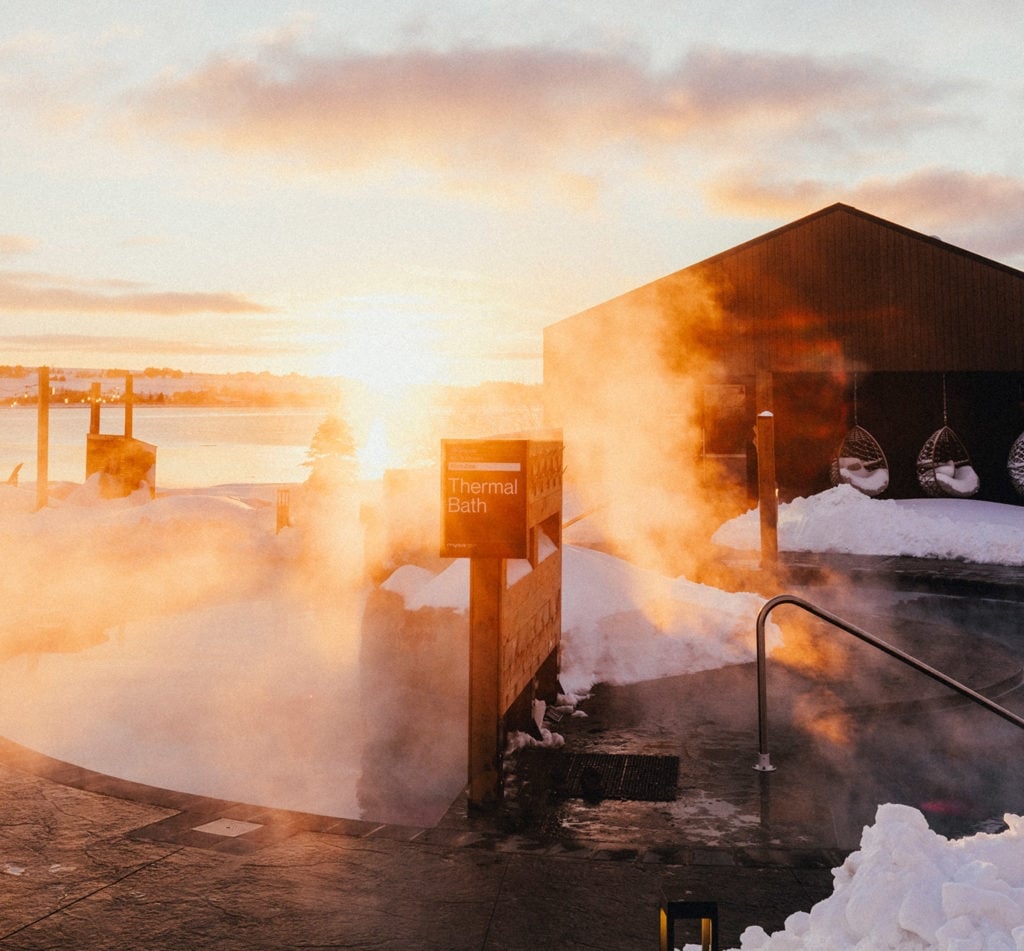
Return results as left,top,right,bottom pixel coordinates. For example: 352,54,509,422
660,899,718,951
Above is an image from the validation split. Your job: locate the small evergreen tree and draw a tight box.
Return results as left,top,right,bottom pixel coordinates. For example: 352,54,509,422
303,414,357,489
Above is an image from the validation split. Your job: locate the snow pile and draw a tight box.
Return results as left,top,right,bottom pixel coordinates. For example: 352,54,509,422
380,563,439,603
62,472,153,508
7,483,274,558
715,804,1024,951
384,543,774,696
0,483,281,656
0,484,38,515
713,485,1024,565
559,546,769,694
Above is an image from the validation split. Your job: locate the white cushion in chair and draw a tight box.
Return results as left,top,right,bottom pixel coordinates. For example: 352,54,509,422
935,464,979,498
839,464,889,497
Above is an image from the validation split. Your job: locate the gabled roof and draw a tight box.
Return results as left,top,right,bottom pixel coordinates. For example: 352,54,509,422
692,203,1024,281
546,203,1024,374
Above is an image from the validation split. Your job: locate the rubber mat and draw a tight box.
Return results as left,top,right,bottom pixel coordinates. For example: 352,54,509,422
516,751,679,802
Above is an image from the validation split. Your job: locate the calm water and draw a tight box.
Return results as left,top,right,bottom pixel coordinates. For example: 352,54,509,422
0,406,326,488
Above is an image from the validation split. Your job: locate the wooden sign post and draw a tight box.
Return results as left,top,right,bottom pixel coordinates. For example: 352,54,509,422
441,436,562,811
36,366,49,511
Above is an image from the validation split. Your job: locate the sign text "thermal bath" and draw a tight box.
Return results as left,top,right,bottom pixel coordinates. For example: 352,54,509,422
446,473,519,512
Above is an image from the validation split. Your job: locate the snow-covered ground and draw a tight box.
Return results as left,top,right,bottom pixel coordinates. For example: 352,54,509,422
1,479,1023,948
712,484,1024,566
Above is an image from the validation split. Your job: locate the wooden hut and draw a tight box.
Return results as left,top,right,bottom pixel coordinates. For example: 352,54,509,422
544,203,1024,507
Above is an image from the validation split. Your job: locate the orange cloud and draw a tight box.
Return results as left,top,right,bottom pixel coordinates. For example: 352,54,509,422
666,46,957,133
0,332,302,360
709,167,1024,260
0,235,37,256
0,270,273,315
121,41,952,187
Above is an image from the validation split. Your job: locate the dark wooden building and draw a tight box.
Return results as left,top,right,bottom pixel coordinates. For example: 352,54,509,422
544,203,1024,510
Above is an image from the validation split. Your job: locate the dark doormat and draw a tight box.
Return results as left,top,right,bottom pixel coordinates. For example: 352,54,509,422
515,751,679,802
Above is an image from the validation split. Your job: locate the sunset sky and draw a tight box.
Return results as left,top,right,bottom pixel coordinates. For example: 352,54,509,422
2,1,1022,389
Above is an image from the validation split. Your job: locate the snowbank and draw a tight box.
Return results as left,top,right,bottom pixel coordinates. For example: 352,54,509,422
383,543,775,695
558,546,769,694
719,804,1024,951
713,485,1024,565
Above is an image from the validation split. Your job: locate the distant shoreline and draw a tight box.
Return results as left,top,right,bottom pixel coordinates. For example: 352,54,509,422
0,402,335,411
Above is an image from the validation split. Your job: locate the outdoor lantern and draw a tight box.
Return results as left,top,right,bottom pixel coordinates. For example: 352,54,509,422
660,899,718,951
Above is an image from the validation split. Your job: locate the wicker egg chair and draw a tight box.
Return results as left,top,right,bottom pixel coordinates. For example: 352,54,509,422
829,377,890,497
1008,430,1024,497
830,424,890,496
916,378,979,499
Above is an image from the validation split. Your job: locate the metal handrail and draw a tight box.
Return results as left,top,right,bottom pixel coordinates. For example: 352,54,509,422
754,593,1024,771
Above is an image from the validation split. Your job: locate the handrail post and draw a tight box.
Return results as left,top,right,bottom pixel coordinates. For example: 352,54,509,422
754,596,790,771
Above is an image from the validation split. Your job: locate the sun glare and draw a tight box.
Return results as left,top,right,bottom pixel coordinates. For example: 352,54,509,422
357,417,394,481
304,304,450,392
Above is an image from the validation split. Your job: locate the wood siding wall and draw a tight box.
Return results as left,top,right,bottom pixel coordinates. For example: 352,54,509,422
692,206,1024,374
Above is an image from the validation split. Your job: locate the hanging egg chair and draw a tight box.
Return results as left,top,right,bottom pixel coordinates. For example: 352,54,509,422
1008,430,1024,497
830,425,890,496
829,376,890,497
916,377,979,499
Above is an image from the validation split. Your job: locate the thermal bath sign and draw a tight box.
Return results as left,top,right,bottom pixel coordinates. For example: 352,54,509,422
441,439,529,558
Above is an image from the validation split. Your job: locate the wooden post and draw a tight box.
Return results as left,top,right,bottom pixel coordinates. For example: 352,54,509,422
467,557,503,811
276,487,291,533
755,369,774,415
442,436,563,813
124,374,133,439
756,411,778,569
89,381,101,435
36,366,49,511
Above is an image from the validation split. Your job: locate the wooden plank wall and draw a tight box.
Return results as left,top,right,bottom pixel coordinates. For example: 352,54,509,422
692,207,1024,374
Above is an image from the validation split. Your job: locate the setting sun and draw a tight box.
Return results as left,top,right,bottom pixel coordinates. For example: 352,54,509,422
329,311,446,391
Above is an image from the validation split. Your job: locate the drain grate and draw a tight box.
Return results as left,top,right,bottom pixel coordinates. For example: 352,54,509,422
517,751,679,802
192,818,264,838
